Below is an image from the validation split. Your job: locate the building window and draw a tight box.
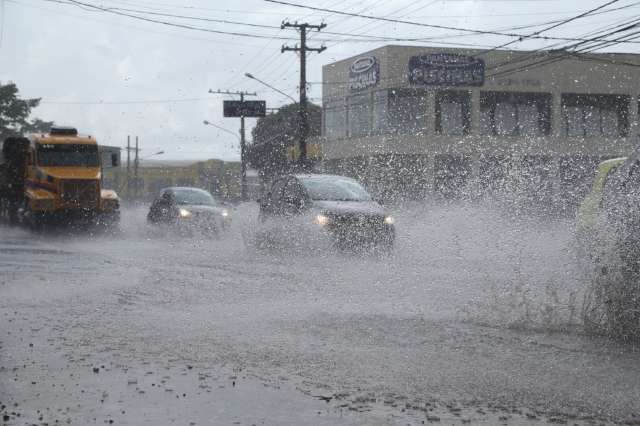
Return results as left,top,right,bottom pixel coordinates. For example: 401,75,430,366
561,94,629,137
388,89,428,135
435,90,471,135
323,98,346,140
347,93,372,137
480,91,551,137
372,90,388,133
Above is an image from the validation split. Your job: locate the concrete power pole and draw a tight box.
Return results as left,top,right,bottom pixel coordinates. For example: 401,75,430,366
134,136,139,199
126,135,131,199
209,89,257,201
281,21,326,169
239,92,247,202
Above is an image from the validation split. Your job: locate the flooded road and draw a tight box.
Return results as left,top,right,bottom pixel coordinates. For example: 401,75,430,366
1,202,639,425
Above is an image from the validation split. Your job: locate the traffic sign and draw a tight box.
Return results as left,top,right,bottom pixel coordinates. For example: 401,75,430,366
223,100,266,117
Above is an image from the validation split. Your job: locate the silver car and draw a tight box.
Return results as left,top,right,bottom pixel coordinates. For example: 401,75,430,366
147,187,231,235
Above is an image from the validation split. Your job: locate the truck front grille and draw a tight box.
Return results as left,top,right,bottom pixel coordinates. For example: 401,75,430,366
61,180,98,207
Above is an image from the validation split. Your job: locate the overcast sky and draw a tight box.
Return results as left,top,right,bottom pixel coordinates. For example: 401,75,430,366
1,0,638,161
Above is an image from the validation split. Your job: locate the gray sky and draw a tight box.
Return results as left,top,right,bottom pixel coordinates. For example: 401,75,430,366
1,0,638,161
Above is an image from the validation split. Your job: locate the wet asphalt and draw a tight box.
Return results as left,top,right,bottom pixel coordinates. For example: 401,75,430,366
1,202,640,425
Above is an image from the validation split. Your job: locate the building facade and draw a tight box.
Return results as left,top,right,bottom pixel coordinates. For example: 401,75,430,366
319,45,640,209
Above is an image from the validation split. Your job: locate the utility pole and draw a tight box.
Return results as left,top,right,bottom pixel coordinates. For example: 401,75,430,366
134,136,139,200
209,89,257,201
281,21,326,170
126,136,131,199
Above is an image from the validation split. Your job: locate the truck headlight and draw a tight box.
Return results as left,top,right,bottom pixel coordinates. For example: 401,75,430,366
179,208,192,218
221,209,229,217
102,198,119,210
384,215,395,225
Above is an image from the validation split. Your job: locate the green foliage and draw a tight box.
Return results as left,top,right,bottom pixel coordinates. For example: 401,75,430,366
0,82,53,139
247,102,321,177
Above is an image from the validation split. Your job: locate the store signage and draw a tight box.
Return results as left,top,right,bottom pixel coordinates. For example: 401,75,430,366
349,56,379,91
408,53,484,86
223,100,266,117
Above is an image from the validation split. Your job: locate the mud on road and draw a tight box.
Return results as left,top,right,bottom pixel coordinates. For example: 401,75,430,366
1,203,640,425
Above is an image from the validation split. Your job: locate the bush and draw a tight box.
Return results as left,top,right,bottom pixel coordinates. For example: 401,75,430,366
582,228,640,342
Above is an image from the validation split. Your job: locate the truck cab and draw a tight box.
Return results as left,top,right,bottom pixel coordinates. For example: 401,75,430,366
0,126,120,227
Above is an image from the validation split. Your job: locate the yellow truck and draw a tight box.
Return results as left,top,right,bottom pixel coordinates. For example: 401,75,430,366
0,126,120,227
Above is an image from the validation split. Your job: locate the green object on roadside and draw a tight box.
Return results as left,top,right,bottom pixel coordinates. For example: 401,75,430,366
576,157,626,235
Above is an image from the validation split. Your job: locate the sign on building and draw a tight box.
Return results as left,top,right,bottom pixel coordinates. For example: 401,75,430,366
349,56,379,91
409,54,484,86
223,100,267,117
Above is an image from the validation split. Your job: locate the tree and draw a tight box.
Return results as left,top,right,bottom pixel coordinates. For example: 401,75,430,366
246,102,321,178
0,82,53,140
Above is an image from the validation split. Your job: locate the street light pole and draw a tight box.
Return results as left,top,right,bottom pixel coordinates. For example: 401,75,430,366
239,92,247,202
244,73,296,103
203,120,239,140
203,116,248,201
208,89,255,202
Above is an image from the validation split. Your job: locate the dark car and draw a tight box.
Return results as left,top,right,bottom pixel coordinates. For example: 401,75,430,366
147,187,230,234
257,174,395,251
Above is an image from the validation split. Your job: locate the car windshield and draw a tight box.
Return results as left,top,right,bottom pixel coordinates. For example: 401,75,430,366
299,176,372,201
37,143,99,167
172,189,216,206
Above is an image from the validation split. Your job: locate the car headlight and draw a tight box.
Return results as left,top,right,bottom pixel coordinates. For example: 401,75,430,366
384,215,395,225
221,209,229,217
178,208,192,218
314,213,330,226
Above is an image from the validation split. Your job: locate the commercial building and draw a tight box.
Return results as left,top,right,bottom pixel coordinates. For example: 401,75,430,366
102,159,259,201
319,45,640,209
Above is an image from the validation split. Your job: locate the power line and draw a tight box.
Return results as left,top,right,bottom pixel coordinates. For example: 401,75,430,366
40,97,213,105
263,0,640,45
320,0,435,49
102,6,282,30
490,14,640,78
8,0,280,47
55,0,296,40
224,0,345,91
480,12,640,78
487,30,640,80
316,1,640,45
69,0,640,19
479,0,621,55
42,0,518,44
39,90,271,105
38,0,640,46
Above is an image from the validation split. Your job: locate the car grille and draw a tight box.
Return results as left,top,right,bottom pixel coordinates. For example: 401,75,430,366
61,179,98,207
329,214,385,231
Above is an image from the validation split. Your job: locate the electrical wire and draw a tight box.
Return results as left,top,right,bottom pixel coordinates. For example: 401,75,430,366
484,14,640,75
479,0,620,55
264,0,640,45
57,0,297,40
40,97,214,105
487,29,640,80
